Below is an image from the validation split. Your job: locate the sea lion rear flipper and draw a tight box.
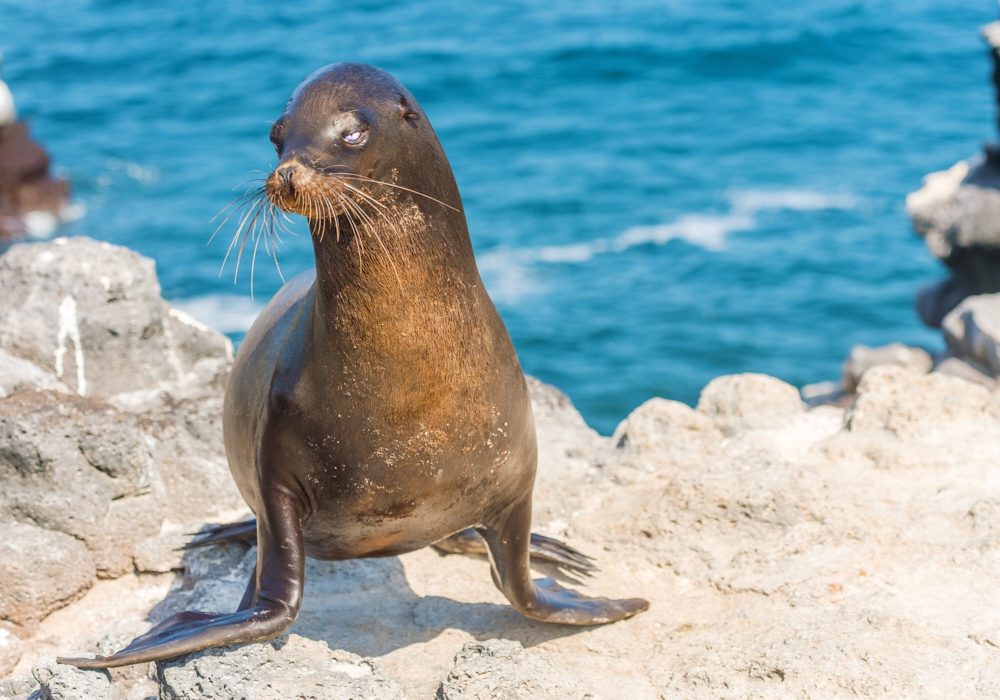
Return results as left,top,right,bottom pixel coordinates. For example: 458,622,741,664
58,496,305,669
480,494,649,626
432,528,597,575
182,518,259,550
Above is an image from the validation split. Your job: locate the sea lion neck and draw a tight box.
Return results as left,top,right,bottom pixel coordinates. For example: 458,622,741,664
305,203,484,351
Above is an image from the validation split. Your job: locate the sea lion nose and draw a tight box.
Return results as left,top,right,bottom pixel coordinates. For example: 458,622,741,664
277,165,297,195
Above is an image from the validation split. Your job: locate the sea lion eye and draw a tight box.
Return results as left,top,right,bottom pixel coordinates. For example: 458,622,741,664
343,130,366,145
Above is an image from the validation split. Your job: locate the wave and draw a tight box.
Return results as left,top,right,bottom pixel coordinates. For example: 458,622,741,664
479,189,858,305
169,294,265,335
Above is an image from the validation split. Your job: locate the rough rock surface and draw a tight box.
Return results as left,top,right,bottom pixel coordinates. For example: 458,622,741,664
942,292,1000,375
841,342,933,393
0,236,231,398
906,154,1000,325
0,524,94,628
438,640,582,699
31,658,110,700
157,635,405,700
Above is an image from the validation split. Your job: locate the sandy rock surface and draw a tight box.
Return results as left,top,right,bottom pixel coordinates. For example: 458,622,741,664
2,237,1000,697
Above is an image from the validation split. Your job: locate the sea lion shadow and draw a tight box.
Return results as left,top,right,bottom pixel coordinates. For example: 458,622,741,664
286,555,589,657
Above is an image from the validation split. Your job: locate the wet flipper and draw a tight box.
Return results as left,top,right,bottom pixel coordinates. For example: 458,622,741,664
479,494,649,625
58,495,305,669
432,528,597,576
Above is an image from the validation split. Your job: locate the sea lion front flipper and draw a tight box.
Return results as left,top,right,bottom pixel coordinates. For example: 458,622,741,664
432,528,597,575
58,495,305,669
479,494,649,626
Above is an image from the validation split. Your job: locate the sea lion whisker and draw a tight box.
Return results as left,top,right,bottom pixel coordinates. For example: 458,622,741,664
334,190,364,272
339,174,459,212
209,188,266,244
219,193,266,276
338,181,390,212
249,216,265,299
231,197,269,284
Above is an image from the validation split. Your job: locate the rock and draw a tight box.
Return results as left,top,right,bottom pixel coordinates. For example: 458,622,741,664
156,635,405,700
800,379,848,408
696,373,804,436
841,343,933,393
0,675,37,700
829,364,1000,470
31,658,110,700
942,293,1000,375
438,639,586,699
0,628,22,677
0,350,68,399
915,275,972,328
612,397,722,470
132,530,189,574
0,237,230,399
932,355,998,389
0,121,71,244
0,391,163,577
123,680,157,700
0,523,94,627
907,156,1000,298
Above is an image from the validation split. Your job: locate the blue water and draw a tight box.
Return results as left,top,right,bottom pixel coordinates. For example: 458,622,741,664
2,1,995,434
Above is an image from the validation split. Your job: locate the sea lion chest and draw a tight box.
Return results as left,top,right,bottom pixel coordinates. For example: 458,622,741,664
227,279,536,560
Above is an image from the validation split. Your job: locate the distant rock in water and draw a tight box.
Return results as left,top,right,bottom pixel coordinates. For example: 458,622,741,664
0,122,72,244
905,20,1000,328
0,55,73,245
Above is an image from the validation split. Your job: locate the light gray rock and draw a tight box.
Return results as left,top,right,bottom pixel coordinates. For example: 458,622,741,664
842,343,933,393
906,158,1000,257
31,657,111,700
132,530,189,574
123,680,157,700
0,391,163,577
800,379,847,407
907,157,1000,297
438,639,586,699
696,373,804,436
156,635,405,700
942,293,1000,375
933,355,998,389
0,523,94,627
0,350,68,399
0,627,22,677
612,397,722,470
0,237,230,399
0,675,38,700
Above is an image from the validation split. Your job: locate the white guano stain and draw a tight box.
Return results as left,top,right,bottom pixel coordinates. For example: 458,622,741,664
54,294,87,395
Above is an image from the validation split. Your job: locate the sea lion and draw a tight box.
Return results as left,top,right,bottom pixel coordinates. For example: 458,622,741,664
60,62,648,669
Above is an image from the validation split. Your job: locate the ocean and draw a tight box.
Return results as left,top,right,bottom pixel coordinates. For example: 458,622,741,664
2,0,995,434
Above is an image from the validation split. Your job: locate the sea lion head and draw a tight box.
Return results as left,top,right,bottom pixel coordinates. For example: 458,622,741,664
265,63,457,224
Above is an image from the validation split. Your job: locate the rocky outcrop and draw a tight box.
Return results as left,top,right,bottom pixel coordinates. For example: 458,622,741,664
157,636,406,700
31,658,110,700
0,524,94,628
0,238,243,636
439,640,581,699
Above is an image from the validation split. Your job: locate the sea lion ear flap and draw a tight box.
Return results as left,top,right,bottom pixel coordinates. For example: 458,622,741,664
398,94,420,121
